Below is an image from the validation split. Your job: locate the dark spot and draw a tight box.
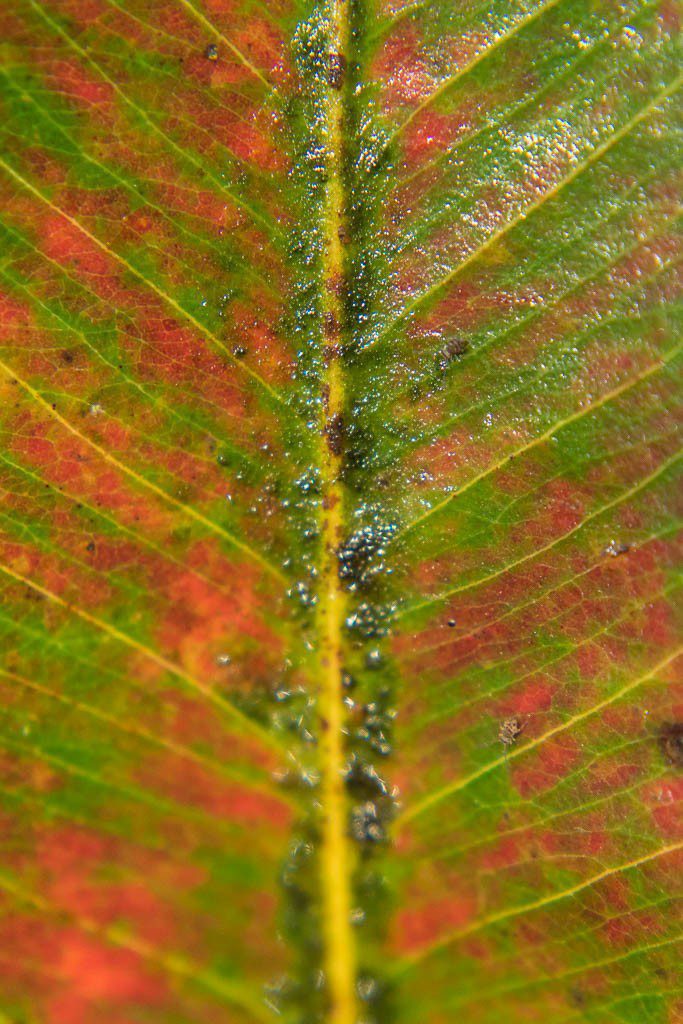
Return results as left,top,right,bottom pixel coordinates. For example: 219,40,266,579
232,345,247,358
344,755,388,800
356,974,380,1003
350,801,384,844
327,52,346,90
324,413,345,457
85,541,95,553
204,43,219,61
365,648,383,670
323,343,342,365
61,350,75,364
447,618,456,628
658,722,683,768
338,224,350,245
327,273,345,297
345,601,393,639
603,539,630,557
568,987,587,1009
287,580,316,609
499,716,525,746
437,336,469,369
323,311,339,337
337,523,397,590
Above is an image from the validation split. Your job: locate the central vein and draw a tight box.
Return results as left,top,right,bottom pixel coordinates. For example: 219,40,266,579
316,0,356,1021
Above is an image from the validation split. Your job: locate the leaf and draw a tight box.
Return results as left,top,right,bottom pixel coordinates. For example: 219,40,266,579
0,1,680,1023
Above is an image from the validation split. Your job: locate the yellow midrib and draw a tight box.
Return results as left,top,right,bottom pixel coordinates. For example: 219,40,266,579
317,1,357,1022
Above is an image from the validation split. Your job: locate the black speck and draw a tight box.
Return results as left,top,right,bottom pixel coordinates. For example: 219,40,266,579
658,722,683,769
204,43,219,61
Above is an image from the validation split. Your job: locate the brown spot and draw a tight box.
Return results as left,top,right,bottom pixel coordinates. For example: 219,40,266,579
658,723,683,768
338,224,351,245
327,52,346,90
323,311,339,337
499,716,525,747
324,413,345,457
438,336,469,368
327,273,345,297
324,343,342,365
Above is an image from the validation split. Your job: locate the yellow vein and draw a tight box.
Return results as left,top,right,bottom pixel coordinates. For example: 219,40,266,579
378,75,681,343
0,69,280,300
0,558,284,754
385,0,565,146
0,734,282,857
175,0,273,89
393,0,662,193
0,449,250,608
397,645,682,827
0,869,275,1022
0,155,290,412
393,232,680,453
316,3,357,1022
0,666,294,805
429,744,658,865
398,445,682,629
23,0,279,236
402,571,679,735
402,521,676,653
0,357,286,583
395,840,683,970
0,223,273,454
400,343,680,540
400,578,681,781
551,984,683,1024
448,932,682,1010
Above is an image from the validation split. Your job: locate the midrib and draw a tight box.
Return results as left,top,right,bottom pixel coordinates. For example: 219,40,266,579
316,2,357,1024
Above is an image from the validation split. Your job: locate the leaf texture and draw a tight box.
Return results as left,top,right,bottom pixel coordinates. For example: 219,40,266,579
0,1,680,1023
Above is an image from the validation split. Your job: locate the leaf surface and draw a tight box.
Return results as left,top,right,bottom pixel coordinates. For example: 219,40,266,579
0,1,680,1023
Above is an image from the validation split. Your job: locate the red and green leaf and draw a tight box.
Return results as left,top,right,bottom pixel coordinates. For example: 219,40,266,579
0,1,680,1022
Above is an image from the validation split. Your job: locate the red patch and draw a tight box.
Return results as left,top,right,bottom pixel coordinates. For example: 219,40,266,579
47,59,114,108
42,213,114,279
395,892,476,953
642,778,682,838
139,752,291,829
504,677,555,716
512,736,581,797
46,930,167,1023
404,109,470,166
480,835,520,872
